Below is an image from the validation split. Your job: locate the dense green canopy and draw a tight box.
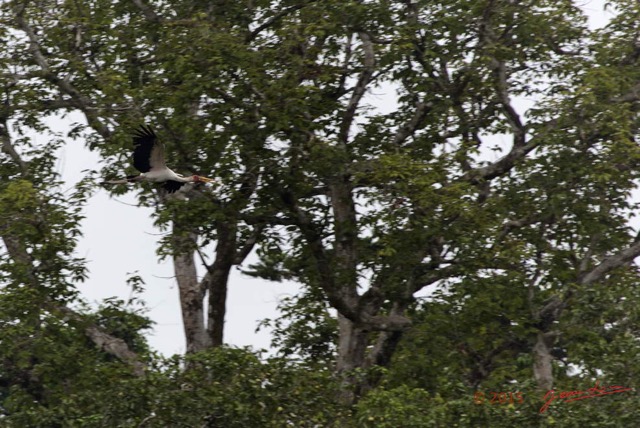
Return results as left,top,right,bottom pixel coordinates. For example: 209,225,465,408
2,0,640,425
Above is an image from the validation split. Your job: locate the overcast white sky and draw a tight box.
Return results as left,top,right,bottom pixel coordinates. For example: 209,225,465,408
52,1,613,357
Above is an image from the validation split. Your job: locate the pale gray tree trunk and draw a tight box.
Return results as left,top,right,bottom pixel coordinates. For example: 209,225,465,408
532,331,556,391
173,231,212,353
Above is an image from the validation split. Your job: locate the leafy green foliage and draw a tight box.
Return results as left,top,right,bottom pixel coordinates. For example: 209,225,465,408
1,347,349,428
258,290,338,363
3,0,640,425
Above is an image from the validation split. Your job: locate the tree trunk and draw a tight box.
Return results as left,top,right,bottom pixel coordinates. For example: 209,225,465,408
365,330,403,368
173,248,211,353
172,228,211,353
336,314,370,403
206,267,230,347
533,331,556,391
205,221,237,346
337,314,369,372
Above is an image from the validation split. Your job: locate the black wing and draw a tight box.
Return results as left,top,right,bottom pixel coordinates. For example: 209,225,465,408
132,125,164,173
163,180,186,193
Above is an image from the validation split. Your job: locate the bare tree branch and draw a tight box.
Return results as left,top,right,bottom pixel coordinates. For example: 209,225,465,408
131,0,161,23
0,119,29,175
338,31,375,145
11,6,113,139
488,57,526,147
579,239,640,286
392,100,430,146
54,305,146,376
233,224,264,264
460,123,553,184
246,1,316,43
536,235,640,327
613,81,640,103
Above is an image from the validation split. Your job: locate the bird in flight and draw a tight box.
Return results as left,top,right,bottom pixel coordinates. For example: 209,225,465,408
104,125,215,193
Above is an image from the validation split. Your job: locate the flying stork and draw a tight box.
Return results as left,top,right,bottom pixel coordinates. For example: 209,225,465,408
104,125,215,193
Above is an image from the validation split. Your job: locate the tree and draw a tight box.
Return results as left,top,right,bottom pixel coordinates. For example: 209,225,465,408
245,0,640,401
4,0,640,420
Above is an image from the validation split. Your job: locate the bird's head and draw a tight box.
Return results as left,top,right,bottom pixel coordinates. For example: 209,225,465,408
192,175,215,183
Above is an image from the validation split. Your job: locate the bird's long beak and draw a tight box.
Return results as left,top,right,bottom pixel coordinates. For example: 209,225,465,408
199,176,215,183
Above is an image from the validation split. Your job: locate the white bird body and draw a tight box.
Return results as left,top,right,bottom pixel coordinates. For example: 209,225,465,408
104,125,214,193
140,169,179,182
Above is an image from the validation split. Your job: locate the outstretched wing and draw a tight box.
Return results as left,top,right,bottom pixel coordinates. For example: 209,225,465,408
163,180,186,193
132,125,166,173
